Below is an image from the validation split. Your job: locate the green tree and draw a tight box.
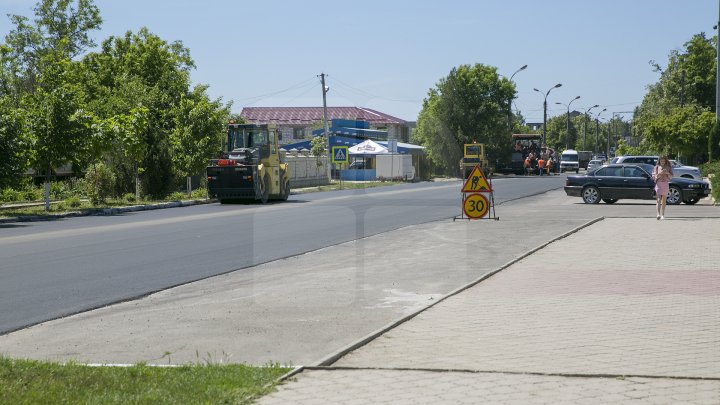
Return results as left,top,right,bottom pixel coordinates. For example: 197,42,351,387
171,85,228,195
414,64,515,175
636,33,717,162
3,0,101,95
0,97,28,188
81,27,196,198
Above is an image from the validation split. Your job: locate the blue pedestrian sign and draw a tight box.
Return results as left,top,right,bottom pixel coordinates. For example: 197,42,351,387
332,146,349,163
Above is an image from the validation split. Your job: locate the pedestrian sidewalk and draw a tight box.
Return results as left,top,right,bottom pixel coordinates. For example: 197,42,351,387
259,217,720,404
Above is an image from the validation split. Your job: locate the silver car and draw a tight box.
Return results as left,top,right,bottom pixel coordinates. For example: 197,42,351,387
613,156,703,181
586,159,604,172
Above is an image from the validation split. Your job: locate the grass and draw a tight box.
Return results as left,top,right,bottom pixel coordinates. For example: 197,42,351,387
0,357,291,405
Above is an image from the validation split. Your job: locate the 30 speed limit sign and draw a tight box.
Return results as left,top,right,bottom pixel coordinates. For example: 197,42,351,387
463,193,489,219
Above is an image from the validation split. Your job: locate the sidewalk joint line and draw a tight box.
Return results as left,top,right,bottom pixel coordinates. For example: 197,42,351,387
304,365,720,382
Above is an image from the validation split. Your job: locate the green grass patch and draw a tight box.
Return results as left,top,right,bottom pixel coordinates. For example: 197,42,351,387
0,357,291,405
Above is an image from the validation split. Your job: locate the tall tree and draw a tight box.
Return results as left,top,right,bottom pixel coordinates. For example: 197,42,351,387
636,33,717,161
170,85,228,195
414,64,515,175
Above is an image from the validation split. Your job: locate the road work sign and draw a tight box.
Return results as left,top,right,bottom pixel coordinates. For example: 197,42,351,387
332,146,348,163
461,165,492,192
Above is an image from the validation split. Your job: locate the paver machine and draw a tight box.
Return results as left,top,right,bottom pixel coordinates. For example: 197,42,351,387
460,142,491,179
207,123,290,204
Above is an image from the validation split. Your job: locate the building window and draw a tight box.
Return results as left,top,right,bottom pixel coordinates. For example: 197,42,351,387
293,127,305,139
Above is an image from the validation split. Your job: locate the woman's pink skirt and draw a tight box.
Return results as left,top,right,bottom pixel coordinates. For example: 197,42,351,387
655,181,669,196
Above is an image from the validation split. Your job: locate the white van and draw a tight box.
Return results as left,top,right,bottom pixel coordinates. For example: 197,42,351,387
560,149,580,173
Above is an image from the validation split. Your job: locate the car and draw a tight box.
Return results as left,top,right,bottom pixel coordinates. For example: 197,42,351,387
348,160,366,170
586,159,604,172
614,156,702,180
564,163,710,205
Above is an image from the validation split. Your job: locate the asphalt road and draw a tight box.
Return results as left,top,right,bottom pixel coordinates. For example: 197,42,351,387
0,177,564,335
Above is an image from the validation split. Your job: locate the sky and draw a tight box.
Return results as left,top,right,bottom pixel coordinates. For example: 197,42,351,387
1,0,717,123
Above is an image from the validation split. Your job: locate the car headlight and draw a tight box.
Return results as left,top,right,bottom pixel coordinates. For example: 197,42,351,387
687,183,700,188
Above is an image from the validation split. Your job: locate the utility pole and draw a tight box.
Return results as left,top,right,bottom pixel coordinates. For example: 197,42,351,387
320,73,331,180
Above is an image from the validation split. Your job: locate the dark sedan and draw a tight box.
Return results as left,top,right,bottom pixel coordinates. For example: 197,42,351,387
564,164,710,205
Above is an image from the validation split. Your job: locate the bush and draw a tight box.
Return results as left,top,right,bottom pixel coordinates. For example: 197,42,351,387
1,188,23,203
190,187,207,199
123,193,136,204
85,163,116,205
64,196,82,208
24,188,43,202
699,161,720,177
167,191,186,201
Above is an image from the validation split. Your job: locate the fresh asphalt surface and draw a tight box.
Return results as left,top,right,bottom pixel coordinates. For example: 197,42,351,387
0,176,564,335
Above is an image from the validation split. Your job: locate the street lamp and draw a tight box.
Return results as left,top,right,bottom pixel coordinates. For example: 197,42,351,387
507,64,528,131
533,83,562,149
582,104,600,151
555,96,581,150
594,108,607,156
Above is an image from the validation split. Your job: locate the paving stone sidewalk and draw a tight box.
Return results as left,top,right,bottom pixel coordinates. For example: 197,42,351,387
260,217,720,404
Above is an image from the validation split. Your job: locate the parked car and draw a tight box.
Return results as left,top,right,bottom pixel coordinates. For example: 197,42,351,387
564,163,710,205
614,156,702,180
586,159,604,172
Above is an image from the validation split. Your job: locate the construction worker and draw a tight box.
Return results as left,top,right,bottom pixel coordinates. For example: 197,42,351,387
537,157,545,176
546,158,553,175
524,156,531,175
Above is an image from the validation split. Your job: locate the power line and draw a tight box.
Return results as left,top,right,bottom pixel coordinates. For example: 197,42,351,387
328,76,421,103
234,76,318,104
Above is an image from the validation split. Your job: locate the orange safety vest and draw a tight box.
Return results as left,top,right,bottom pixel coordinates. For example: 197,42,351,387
524,158,530,168
538,159,545,168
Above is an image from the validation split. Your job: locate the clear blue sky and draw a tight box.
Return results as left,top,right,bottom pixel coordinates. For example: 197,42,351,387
1,0,717,123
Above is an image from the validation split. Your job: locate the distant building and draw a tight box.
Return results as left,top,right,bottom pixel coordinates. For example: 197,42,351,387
240,107,413,144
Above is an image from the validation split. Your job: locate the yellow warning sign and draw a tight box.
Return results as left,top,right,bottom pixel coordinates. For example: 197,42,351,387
463,193,489,219
461,165,492,192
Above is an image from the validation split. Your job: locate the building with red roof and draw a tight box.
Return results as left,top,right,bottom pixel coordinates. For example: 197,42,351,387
240,107,414,144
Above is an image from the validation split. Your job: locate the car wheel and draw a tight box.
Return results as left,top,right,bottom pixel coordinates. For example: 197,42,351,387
683,197,699,205
602,198,618,204
666,185,682,205
582,186,601,204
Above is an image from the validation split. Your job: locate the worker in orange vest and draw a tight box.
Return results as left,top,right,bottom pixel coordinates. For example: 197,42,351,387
524,156,531,175
546,158,553,175
537,157,545,176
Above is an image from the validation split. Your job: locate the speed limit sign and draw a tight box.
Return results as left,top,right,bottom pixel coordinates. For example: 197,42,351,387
463,193,489,219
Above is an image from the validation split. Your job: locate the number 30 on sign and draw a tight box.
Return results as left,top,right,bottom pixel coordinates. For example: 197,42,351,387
463,193,489,219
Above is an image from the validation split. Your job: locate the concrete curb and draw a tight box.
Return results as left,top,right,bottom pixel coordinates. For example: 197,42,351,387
307,216,606,370
0,199,215,224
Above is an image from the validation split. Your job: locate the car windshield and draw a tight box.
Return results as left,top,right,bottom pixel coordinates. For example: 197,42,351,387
562,154,578,161
670,160,683,167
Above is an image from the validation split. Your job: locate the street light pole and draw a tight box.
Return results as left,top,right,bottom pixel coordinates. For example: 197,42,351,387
594,108,607,156
555,96,581,150
583,104,600,151
508,65,528,131
533,83,562,150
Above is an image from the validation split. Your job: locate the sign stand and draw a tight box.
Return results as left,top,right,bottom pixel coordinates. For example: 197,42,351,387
453,165,499,221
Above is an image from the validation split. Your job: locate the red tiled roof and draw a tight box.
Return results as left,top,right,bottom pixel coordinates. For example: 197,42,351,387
241,107,407,126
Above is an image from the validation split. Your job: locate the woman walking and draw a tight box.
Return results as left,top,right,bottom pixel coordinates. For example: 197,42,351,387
652,156,674,220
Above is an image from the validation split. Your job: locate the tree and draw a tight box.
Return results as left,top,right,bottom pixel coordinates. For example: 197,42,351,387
0,97,28,188
3,0,101,95
81,27,196,198
636,33,717,162
414,64,515,175
171,85,228,195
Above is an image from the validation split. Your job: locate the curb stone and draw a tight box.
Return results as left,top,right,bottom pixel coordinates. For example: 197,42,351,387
0,199,215,224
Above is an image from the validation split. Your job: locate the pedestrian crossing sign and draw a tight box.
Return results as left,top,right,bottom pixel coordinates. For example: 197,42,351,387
461,165,492,192
332,146,348,163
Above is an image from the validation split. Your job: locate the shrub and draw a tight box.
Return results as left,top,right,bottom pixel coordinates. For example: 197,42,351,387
1,188,23,203
167,191,186,201
190,187,207,199
699,161,720,177
123,193,136,204
24,188,43,202
85,163,116,205
64,196,82,208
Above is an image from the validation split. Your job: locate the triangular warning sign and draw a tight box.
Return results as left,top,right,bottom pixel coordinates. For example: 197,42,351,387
335,149,345,160
461,165,492,192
